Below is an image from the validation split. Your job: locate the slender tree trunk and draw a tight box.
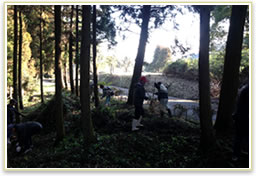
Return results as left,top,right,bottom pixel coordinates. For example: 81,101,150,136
198,6,215,150
127,5,151,105
80,5,95,145
214,5,248,135
75,5,79,96
92,5,99,107
63,19,68,90
18,9,23,109
63,44,68,89
13,5,18,108
39,7,44,104
63,67,68,89
69,5,75,94
54,5,65,141
64,65,68,88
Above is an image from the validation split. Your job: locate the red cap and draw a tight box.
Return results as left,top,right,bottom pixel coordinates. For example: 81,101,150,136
139,76,147,83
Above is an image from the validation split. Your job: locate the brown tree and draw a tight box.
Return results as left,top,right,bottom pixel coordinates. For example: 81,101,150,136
13,5,18,108
63,44,68,90
75,5,80,96
54,5,65,141
69,5,75,94
214,5,248,135
39,6,44,104
92,5,99,107
18,8,24,109
80,5,95,144
127,5,151,105
198,5,216,150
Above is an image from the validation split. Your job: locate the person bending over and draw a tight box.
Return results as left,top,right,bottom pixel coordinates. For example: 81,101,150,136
10,121,43,153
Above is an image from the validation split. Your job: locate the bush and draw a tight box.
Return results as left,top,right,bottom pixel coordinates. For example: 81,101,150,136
164,59,188,74
91,105,115,129
163,59,198,80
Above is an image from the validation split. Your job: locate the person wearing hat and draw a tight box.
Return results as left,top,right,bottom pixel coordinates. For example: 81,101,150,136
154,82,172,118
132,76,149,131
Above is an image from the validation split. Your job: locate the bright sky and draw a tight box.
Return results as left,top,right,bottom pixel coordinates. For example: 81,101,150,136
99,7,200,63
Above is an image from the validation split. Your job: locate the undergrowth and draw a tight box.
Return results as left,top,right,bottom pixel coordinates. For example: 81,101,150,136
7,91,249,168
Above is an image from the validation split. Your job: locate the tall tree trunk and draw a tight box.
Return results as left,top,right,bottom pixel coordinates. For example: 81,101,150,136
18,9,23,109
63,44,68,89
75,5,79,96
92,5,99,107
214,5,248,135
198,6,215,150
63,65,68,89
13,5,18,108
80,5,95,145
39,7,44,104
127,5,151,105
54,5,65,141
69,5,75,94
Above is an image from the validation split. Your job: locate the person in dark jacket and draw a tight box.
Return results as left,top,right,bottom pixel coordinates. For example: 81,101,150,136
132,76,148,131
10,121,43,153
154,82,172,117
7,99,24,125
100,85,114,106
7,99,25,143
232,83,249,161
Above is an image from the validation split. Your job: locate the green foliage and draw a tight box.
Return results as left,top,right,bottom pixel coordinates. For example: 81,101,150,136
209,48,249,82
97,6,117,47
145,45,172,72
210,6,231,52
211,5,232,24
163,58,198,80
164,47,249,83
164,59,187,73
91,105,116,129
7,5,38,97
22,5,55,74
97,81,111,87
209,52,225,80
240,48,249,71
115,5,177,32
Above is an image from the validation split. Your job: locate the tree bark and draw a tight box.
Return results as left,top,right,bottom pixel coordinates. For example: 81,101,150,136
198,6,215,150
69,5,75,94
75,5,80,96
80,5,95,144
54,5,65,141
215,5,248,135
127,5,151,105
18,9,24,109
92,5,99,107
13,5,18,108
39,7,44,104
